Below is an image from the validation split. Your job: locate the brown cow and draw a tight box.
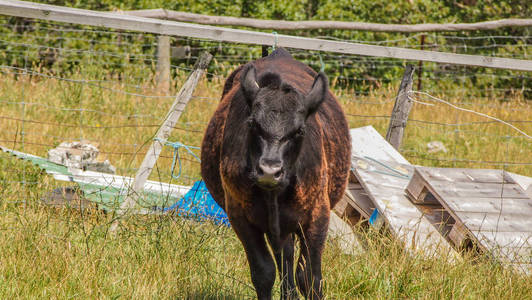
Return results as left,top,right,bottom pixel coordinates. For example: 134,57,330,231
201,48,350,300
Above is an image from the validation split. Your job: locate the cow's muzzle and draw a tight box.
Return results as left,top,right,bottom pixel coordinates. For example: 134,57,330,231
257,160,283,188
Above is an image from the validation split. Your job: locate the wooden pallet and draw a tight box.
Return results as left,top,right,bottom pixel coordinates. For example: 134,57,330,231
334,172,374,225
406,166,532,273
346,126,457,257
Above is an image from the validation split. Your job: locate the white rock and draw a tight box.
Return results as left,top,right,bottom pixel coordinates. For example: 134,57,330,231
427,141,448,154
47,141,115,174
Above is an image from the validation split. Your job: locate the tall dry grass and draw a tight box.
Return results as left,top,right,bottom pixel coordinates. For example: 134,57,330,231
0,67,531,298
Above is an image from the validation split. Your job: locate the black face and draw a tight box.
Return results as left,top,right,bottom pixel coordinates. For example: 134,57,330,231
240,65,328,190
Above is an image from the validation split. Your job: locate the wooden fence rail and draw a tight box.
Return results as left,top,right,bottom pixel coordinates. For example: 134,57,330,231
124,9,532,32
1,0,531,72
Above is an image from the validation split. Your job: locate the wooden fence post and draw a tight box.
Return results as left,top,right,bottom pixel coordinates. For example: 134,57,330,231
386,65,415,150
417,34,425,91
110,52,213,232
156,35,171,93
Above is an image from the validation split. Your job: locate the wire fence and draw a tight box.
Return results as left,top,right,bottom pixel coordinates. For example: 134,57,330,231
0,16,530,192
0,18,529,198
0,14,530,296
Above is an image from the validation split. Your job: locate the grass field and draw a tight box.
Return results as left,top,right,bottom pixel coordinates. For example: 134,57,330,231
0,67,531,298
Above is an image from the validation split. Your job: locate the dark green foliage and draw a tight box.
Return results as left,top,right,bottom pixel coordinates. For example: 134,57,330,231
0,0,529,98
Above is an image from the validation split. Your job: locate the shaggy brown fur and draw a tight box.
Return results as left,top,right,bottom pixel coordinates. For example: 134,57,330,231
201,48,350,300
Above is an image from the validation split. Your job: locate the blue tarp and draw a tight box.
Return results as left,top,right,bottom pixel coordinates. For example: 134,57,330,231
164,180,230,226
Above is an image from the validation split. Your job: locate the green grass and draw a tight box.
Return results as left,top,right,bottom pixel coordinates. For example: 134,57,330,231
0,66,531,298
0,172,531,298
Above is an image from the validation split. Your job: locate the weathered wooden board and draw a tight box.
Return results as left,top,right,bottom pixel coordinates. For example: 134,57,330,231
414,168,515,184
350,126,456,256
350,126,409,165
126,9,532,33
406,166,532,271
477,231,532,250
345,182,374,219
434,197,532,214
452,212,532,232
509,172,532,199
424,181,527,199
335,177,374,223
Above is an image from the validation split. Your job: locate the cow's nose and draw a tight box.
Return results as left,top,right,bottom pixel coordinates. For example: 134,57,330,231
257,162,283,185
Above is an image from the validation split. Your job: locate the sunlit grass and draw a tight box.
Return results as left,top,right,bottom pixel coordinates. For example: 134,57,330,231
0,65,531,298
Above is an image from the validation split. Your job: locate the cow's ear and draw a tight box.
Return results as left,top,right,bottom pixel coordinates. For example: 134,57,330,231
240,64,259,105
304,72,328,118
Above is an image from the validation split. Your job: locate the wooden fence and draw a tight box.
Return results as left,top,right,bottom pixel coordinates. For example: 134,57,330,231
1,0,531,73
124,9,532,32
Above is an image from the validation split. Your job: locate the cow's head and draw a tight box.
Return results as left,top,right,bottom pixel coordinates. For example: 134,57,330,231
240,64,328,190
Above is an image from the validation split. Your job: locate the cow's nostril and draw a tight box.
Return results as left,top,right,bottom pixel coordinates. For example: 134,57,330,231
274,170,283,179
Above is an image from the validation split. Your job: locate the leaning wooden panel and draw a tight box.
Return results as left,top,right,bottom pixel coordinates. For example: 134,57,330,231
350,126,456,257
407,166,532,272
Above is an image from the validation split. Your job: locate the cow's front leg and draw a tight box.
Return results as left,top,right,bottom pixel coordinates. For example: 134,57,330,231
296,214,329,299
231,215,276,300
271,234,299,300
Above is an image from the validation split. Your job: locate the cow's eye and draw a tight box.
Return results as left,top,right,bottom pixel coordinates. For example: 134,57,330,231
249,120,269,137
282,127,304,142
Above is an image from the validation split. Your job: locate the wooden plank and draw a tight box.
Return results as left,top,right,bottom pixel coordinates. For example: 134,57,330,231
1,0,532,71
62,169,191,199
333,196,350,216
385,65,414,150
125,9,532,33
417,167,515,184
405,172,440,205
477,231,532,249
110,52,212,231
448,221,470,248
476,231,532,263
410,166,532,271
442,197,532,215
410,169,532,214
346,182,374,218
350,126,409,164
426,181,528,199
335,182,373,225
508,172,532,198
454,212,532,233
350,127,456,256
